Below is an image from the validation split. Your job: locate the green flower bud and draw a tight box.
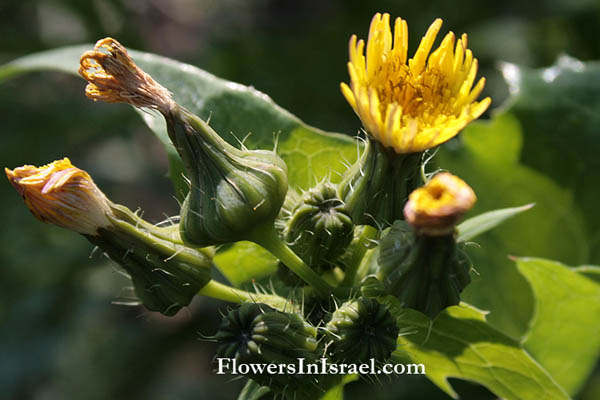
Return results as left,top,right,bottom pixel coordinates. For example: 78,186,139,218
215,303,319,363
88,204,212,316
78,38,288,247
325,297,399,364
377,221,471,318
278,183,354,285
215,303,320,391
338,138,422,227
168,106,288,247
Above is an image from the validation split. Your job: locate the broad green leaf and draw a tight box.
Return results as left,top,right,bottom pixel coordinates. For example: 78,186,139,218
456,203,534,242
516,257,600,395
387,300,569,400
0,45,358,286
438,113,588,338
500,57,600,262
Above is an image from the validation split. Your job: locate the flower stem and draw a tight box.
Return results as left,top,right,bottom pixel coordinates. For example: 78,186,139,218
249,225,334,298
341,225,378,286
198,280,296,312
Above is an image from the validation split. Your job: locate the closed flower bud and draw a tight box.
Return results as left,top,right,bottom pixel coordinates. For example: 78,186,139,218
79,38,289,247
5,158,112,235
215,303,320,390
6,158,212,316
325,297,399,364
281,182,353,279
338,138,421,227
404,172,476,235
168,107,288,246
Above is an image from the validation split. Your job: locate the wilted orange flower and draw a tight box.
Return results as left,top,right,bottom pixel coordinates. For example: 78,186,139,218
79,37,174,112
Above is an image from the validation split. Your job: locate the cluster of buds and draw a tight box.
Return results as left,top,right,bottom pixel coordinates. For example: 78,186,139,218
214,298,398,396
5,11,494,397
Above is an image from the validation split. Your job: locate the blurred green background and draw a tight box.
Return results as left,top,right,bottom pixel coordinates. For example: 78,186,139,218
1,0,599,399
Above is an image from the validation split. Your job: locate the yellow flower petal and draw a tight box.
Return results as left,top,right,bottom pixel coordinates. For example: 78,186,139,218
404,172,476,235
341,14,491,153
6,158,112,235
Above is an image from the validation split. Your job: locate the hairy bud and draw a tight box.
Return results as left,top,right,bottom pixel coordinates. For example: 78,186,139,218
325,297,399,363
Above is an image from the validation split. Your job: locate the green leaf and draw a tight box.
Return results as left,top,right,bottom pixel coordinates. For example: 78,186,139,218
515,257,600,395
500,57,600,262
386,300,570,400
456,203,534,242
573,265,600,284
438,113,588,338
0,45,358,286
213,241,278,287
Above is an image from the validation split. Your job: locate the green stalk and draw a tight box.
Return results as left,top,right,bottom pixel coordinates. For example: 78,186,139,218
249,225,334,298
198,280,296,312
341,225,378,286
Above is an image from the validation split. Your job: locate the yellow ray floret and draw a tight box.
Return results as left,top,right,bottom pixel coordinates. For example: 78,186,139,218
404,172,476,235
79,38,174,112
341,13,491,153
5,158,112,235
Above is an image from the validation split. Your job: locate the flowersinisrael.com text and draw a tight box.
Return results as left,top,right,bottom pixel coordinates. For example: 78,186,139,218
215,358,425,376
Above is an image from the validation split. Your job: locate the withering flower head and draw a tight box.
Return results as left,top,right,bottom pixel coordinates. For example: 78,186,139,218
404,172,476,235
79,37,174,112
5,158,112,235
341,13,491,153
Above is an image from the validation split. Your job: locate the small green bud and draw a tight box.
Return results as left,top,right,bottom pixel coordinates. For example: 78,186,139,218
215,303,319,363
377,221,471,318
279,183,354,284
88,205,212,316
215,303,320,391
167,106,288,246
325,297,399,364
338,138,421,227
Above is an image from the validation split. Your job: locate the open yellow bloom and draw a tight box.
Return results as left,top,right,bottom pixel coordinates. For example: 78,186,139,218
5,158,112,235
341,13,491,153
404,172,476,235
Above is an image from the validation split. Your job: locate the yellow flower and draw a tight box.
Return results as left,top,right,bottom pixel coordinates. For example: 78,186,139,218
5,158,112,235
79,38,174,112
404,172,476,235
341,13,491,153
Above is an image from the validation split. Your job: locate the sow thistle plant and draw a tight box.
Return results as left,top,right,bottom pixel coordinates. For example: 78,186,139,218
6,12,554,400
